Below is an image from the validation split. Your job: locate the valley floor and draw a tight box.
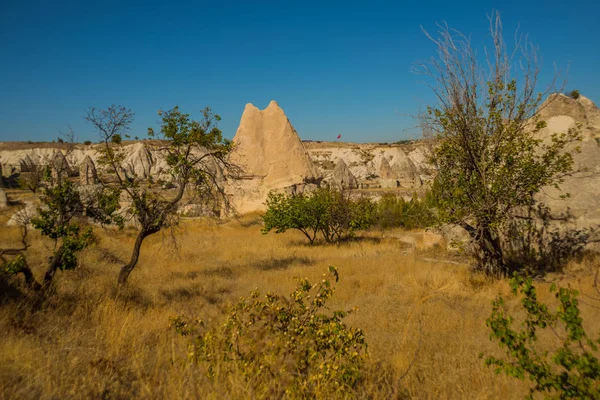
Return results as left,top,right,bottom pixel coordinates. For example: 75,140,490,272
1,208,599,399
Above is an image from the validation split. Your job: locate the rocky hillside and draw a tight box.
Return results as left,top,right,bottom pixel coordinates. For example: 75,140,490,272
1,94,598,220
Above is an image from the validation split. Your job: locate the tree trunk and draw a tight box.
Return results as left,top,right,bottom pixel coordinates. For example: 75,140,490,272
43,252,63,288
118,229,153,285
477,227,505,277
459,221,506,277
20,262,42,291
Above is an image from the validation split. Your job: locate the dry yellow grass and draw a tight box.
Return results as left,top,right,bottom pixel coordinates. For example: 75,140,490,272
1,203,599,399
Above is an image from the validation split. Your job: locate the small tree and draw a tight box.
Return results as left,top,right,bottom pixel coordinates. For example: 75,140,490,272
485,275,600,398
86,105,235,284
1,167,121,291
17,165,45,194
262,191,324,244
262,188,375,244
318,190,375,243
374,192,438,230
172,267,368,397
414,12,580,276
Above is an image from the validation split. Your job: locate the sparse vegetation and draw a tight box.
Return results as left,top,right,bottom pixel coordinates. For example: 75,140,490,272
262,188,376,244
486,275,600,398
2,169,121,291
566,89,581,99
374,192,437,230
173,266,368,397
86,105,235,284
416,12,581,276
0,210,597,399
17,166,45,194
0,11,598,400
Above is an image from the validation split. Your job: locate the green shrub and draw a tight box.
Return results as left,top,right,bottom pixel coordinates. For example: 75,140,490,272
2,177,122,290
566,89,580,100
83,140,92,145
262,188,376,244
485,275,600,399
374,192,437,230
111,134,122,144
172,267,368,398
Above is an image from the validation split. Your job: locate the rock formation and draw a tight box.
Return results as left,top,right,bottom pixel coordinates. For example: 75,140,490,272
122,143,155,179
306,142,430,190
50,150,72,179
228,101,320,213
231,101,318,185
1,93,597,224
331,158,358,190
377,148,420,188
79,155,98,185
0,188,8,208
438,93,600,252
20,154,36,173
535,94,600,244
379,156,394,180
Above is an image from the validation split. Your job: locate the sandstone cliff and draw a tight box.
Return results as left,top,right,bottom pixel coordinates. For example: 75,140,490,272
226,101,320,213
1,94,597,223
535,94,600,239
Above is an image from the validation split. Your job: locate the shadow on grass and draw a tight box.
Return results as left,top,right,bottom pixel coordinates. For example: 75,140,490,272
0,273,26,305
337,236,382,245
159,283,230,304
250,256,314,271
289,235,382,247
112,285,155,310
171,266,236,280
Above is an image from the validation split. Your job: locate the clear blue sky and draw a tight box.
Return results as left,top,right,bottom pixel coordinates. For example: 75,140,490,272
1,0,598,143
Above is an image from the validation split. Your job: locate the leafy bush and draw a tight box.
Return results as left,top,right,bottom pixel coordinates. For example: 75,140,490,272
111,133,122,144
485,275,600,399
374,192,437,230
418,12,581,277
566,89,580,100
2,172,122,291
83,140,92,145
262,188,376,244
172,267,368,398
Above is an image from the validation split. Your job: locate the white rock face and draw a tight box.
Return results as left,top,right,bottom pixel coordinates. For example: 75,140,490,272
227,101,320,213
306,141,433,190
0,188,8,208
3,94,597,227
7,203,37,226
534,94,600,244
230,101,319,186
330,158,358,190
122,143,158,179
79,155,98,185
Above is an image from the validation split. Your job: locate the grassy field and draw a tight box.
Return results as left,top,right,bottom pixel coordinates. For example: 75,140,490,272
1,200,599,399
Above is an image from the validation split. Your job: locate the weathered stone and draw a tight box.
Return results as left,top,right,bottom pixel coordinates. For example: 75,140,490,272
230,101,319,186
0,188,8,209
50,150,72,181
227,101,320,213
331,159,358,190
122,143,154,179
79,155,98,185
7,203,37,226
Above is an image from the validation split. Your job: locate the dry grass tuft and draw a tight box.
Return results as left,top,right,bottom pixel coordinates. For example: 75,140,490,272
0,198,599,398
